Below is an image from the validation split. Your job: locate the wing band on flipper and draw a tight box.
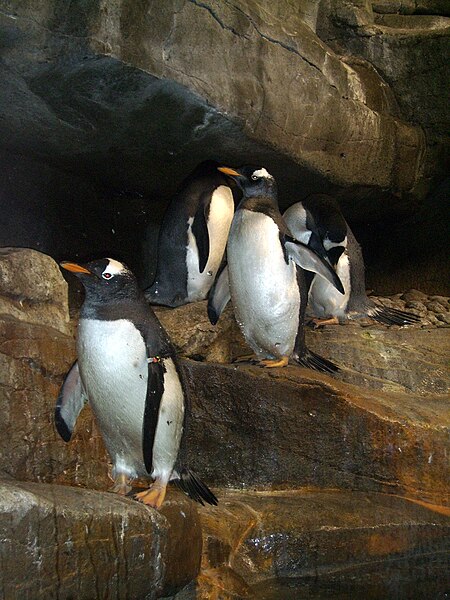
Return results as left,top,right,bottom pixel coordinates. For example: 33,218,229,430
55,360,88,442
285,240,344,295
173,468,218,506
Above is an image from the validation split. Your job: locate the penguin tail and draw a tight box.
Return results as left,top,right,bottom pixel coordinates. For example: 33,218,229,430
293,349,339,374
367,305,421,326
173,468,218,506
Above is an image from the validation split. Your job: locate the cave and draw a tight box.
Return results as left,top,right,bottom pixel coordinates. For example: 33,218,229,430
0,2,449,599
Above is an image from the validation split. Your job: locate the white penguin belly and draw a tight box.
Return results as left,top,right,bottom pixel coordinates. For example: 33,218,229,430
186,186,234,301
77,319,184,481
228,210,300,358
308,253,350,318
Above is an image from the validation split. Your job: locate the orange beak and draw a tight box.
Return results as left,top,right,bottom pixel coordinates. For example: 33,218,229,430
60,261,92,275
218,167,240,177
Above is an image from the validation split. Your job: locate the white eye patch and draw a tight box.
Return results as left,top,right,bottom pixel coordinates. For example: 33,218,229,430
102,258,127,278
252,168,273,180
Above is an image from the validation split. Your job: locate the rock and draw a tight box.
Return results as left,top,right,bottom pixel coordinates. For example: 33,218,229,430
181,360,450,506
154,302,243,364
436,312,450,324
0,247,70,334
401,289,429,302
0,316,110,488
199,489,450,591
429,295,450,305
404,300,427,313
426,301,448,313
0,479,202,599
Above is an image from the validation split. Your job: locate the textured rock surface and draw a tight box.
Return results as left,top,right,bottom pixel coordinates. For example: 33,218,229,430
196,489,450,598
0,480,202,600
182,361,449,506
0,247,70,334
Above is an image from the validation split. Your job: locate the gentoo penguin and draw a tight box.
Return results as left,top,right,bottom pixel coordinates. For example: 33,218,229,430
55,258,217,509
145,160,236,307
208,166,344,372
283,194,420,327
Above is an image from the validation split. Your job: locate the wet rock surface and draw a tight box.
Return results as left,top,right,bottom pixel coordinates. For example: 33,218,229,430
0,480,202,600
193,488,450,599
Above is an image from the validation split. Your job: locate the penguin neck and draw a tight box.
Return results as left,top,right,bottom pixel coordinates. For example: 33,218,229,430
238,193,279,215
80,285,145,320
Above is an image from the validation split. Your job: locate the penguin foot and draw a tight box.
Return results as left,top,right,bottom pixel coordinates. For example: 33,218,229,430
308,316,339,329
259,356,289,368
109,473,132,496
134,483,167,509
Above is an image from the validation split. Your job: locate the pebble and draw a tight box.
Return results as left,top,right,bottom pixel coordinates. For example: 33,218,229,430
436,312,450,324
369,289,449,329
401,289,428,302
426,301,447,313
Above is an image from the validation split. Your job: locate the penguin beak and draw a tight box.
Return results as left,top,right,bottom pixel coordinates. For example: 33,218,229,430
218,167,240,178
60,261,92,275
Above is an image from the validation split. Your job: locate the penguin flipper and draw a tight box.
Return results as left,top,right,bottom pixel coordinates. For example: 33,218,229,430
286,240,345,294
55,360,88,442
142,360,165,474
192,201,210,274
207,263,230,325
173,468,218,506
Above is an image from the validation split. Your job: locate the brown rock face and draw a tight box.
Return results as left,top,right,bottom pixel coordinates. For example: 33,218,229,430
198,489,450,598
0,480,202,600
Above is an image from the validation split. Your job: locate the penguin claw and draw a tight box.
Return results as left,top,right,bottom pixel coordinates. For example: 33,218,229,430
134,483,167,509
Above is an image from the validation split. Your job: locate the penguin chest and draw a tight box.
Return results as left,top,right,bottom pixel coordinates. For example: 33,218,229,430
186,186,234,301
77,319,149,477
308,252,350,318
228,210,300,358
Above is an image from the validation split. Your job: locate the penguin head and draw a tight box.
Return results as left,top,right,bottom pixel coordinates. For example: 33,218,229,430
61,258,139,302
218,166,277,197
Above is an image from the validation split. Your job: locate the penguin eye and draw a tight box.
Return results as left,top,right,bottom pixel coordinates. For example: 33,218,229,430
102,272,113,280
251,175,259,181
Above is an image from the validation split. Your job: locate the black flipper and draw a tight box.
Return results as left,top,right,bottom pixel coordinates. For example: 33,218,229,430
142,359,166,474
368,306,421,326
191,200,210,273
55,360,88,442
293,349,339,374
286,238,345,294
173,468,218,506
207,261,230,325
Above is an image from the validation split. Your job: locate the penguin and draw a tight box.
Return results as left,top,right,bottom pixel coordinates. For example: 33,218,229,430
283,194,420,327
208,166,345,372
55,258,218,509
145,160,236,307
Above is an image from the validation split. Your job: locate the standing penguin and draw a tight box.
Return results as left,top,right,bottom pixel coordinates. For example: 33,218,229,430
283,194,420,327
145,160,236,307
55,258,217,509
208,166,344,372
